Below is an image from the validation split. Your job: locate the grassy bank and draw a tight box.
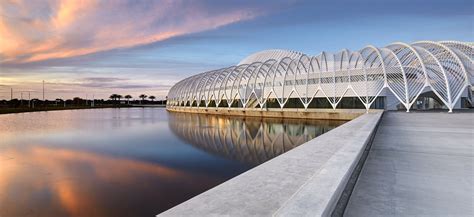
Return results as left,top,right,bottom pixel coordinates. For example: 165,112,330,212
0,105,134,115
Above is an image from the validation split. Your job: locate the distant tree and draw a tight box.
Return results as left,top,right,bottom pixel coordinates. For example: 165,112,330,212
30,98,38,108
124,95,132,104
149,95,155,102
109,94,121,105
73,97,83,106
117,95,123,102
9,99,20,107
139,94,147,104
65,99,73,106
55,98,62,106
109,94,118,101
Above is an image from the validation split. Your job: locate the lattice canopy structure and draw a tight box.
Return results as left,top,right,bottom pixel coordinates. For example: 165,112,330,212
167,41,473,112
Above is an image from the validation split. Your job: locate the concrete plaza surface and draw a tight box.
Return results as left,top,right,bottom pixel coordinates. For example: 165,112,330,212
345,111,473,216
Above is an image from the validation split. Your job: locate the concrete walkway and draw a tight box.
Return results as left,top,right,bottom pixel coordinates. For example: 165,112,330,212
345,112,473,216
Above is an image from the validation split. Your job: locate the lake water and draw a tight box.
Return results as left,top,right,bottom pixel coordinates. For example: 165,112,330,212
0,108,345,216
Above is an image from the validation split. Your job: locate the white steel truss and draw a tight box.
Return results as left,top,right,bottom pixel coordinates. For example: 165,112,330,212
167,41,473,112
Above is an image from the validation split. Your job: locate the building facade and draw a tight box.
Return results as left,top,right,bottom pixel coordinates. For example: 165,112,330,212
167,41,473,112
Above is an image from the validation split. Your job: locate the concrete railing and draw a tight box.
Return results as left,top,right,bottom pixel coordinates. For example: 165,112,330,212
158,111,383,217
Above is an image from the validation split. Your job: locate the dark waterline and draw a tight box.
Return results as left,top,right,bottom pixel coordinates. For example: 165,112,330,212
0,108,345,217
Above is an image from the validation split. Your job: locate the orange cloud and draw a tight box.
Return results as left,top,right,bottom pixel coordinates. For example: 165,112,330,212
0,0,261,63
0,146,218,216
53,0,97,28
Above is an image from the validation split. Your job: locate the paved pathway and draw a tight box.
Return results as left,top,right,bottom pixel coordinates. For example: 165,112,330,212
345,111,473,216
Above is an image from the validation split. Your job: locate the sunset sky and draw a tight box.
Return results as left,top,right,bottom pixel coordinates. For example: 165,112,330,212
0,0,472,100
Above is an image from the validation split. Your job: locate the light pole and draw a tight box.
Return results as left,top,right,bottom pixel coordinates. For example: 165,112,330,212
19,91,30,107
42,80,45,101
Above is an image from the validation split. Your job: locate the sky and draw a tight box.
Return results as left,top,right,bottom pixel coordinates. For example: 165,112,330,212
0,0,473,100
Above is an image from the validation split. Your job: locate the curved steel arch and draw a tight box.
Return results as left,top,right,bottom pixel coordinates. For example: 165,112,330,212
167,41,473,112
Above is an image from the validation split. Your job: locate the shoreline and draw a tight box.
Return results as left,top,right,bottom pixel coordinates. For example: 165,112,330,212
0,105,165,115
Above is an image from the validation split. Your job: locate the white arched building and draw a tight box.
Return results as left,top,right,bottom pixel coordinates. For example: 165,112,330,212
167,41,473,112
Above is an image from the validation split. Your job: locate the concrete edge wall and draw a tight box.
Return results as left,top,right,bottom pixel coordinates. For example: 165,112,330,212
166,107,381,121
273,111,383,216
331,111,383,216
158,111,384,216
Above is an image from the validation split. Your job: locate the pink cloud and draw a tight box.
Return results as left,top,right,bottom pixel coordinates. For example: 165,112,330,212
0,0,263,63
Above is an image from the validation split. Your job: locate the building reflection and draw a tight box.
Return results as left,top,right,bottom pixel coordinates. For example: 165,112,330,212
169,112,345,165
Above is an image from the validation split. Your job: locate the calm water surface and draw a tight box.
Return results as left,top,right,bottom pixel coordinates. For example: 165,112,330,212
0,108,345,217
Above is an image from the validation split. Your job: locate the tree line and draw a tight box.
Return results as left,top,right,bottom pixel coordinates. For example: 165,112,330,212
109,94,163,104
0,94,167,109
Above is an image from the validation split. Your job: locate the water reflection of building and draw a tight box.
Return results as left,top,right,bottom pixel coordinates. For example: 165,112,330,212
168,112,344,165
